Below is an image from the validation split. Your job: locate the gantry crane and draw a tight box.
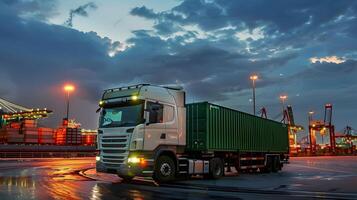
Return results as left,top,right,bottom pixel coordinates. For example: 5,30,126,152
0,97,52,127
282,105,304,153
335,126,357,151
308,104,335,154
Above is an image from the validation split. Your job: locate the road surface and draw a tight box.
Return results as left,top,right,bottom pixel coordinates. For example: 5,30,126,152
0,156,356,199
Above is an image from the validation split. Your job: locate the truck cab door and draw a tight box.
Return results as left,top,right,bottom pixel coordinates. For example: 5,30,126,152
144,101,166,150
163,104,178,145
144,102,179,150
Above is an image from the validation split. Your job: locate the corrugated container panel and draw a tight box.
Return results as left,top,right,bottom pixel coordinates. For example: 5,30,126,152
2,128,24,143
38,128,54,144
186,102,289,153
81,135,96,145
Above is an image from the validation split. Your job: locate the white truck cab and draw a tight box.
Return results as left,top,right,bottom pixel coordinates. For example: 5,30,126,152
96,84,186,182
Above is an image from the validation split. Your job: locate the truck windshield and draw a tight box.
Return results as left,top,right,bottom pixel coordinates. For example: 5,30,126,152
99,101,144,128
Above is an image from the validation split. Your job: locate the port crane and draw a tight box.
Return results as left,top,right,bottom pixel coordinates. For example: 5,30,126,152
335,126,357,150
308,104,335,153
260,105,303,155
281,105,304,153
0,97,52,127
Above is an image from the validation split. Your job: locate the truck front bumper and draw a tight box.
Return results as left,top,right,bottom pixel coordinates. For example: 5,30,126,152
96,160,154,177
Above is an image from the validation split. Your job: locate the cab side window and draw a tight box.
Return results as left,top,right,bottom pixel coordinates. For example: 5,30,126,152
147,102,163,124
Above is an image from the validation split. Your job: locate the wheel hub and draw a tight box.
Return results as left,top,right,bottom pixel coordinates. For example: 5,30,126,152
160,163,171,176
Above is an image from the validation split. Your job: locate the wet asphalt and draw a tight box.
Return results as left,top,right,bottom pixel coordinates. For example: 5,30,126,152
0,156,356,200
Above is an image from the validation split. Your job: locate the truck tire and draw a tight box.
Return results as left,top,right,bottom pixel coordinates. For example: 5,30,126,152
272,156,280,172
209,158,224,179
153,155,175,183
265,156,273,173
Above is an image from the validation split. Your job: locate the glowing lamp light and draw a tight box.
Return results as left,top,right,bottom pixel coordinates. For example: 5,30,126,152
131,95,138,100
128,156,146,166
250,75,258,80
128,157,140,163
64,84,75,92
279,95,288,100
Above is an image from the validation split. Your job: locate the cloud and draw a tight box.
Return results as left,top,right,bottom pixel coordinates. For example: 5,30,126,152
65,2,97,27
130,0,357,55
0,4,109,127
0,0,58,21
311,59,357,73
130,6,157,19
2,0,357,130
310,56,346,64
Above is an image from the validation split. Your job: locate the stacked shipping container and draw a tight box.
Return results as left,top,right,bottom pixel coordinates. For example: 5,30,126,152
66,128,82,145
0,128,23,143
21,120,38,143
0,121,96,146
38,127,54,144
55,127,82,145
23,127,38,143
54,128,65,145
81,134,97,146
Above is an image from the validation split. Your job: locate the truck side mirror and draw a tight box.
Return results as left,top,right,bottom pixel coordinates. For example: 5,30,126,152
96,107,101,113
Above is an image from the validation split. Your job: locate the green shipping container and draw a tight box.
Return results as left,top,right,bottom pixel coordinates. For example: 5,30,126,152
186,102,289,153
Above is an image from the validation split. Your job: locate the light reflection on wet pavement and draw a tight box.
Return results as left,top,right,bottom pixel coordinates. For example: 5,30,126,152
0,157,357,199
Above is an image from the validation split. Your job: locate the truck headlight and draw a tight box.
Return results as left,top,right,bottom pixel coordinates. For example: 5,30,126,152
96,156,101,161
128,157,140,163
128,156,146,166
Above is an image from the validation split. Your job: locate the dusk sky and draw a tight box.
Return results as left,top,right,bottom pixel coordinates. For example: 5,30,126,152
0,0,356,135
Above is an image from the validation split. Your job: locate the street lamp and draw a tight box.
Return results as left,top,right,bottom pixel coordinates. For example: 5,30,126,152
250,75,258,115
63,84,75,120
308,111,314,125
279,95,287,115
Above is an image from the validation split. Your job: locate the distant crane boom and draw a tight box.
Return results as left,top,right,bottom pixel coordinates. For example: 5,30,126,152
0,98,32,112
0,97,52,125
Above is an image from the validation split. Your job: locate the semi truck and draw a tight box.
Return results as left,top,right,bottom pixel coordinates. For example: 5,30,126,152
96,84,289,182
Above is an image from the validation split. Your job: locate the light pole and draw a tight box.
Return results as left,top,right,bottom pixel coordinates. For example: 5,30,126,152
64,84,75,120
250,75,258,115
308,111,314,125
279,95,287,115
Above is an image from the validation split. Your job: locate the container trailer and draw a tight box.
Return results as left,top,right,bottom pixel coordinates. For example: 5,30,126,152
96,84,289,182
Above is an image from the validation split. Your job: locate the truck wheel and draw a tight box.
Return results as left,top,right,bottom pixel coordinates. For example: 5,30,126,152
272,156,280,172
209,158,224,179
154,155,175,183
265,156,273,173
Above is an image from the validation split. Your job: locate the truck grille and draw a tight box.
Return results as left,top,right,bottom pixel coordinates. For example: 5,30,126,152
100,135,129,168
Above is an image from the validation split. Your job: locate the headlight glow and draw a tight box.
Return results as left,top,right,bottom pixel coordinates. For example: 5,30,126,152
96,156,101,161
131,95,138,100
128,157,147,166
128,157,140,163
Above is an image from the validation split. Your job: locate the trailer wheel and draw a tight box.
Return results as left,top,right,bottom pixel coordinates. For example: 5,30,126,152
209,158,224,179
153,155,175,183
272,156,280,172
